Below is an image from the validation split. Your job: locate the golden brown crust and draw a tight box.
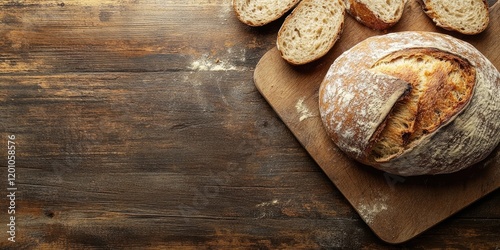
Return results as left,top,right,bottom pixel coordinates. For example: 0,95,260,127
346,0,392,30
319,71,411,153
346,0,405,30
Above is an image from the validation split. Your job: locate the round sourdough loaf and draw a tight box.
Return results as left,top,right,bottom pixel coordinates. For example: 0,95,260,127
319,31,500,176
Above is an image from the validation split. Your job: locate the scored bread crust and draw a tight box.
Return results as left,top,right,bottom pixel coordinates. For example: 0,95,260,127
418,0,490,35
319,31,500,176
345,0,407,30
276,0,345,65
232,0,301,27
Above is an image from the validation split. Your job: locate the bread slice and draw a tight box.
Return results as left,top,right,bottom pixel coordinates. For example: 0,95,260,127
345,0,407,30
277,0,345,65
418,0,490,35
233,0,301,26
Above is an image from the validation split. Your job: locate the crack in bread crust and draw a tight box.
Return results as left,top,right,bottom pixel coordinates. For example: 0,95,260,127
368,48,476,162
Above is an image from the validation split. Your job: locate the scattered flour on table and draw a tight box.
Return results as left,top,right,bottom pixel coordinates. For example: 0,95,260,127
256,199,280,207
254,199,293,219
218,3,232,21
296,97,315,122
189,46,247,71
189,56,237,71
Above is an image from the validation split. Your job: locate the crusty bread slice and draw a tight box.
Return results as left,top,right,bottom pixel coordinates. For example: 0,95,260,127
419,0,489,35
345,0,407,30
233,0,301,26
277,0,345,65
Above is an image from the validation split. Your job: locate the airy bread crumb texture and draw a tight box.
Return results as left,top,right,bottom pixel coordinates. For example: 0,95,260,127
369,48,475,161
233,0,299,26
421,0,489,34
368,0,405,22
277,0,345,65
359,0,405,23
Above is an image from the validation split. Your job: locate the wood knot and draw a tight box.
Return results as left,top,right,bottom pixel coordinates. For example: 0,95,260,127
44,209,55,218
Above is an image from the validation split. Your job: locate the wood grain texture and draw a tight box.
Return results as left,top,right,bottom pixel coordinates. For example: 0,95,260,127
0,0,499,248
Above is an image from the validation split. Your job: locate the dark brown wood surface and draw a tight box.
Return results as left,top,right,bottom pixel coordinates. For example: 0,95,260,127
0,0,498,248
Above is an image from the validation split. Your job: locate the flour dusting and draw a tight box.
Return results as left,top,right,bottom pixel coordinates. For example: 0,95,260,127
256,199,279,207
254,199,293,219
295,97,315,122
218,3,232,21
358,195,389,224
189,55,237,71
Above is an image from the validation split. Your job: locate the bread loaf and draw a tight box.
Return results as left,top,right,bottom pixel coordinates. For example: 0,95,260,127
276,0,345,65
418,0,490,35
345,0,407,30
232,0,301,26
319,31,500,176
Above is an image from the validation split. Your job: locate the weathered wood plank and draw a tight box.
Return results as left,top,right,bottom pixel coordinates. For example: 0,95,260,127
2,71,499,248
0,1,280,74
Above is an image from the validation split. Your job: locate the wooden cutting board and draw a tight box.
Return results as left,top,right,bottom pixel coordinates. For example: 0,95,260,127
254,1,500,244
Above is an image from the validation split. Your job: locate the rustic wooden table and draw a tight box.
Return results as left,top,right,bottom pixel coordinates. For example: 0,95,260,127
1,0,498,248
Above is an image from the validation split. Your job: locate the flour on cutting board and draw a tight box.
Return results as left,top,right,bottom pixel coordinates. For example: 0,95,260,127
357,195,389,224
296,97,315,122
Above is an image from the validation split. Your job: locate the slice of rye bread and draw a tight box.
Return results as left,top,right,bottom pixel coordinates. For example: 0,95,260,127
233,0,301,26
277,0,346,65
345,0,407,30
418,0,490,35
